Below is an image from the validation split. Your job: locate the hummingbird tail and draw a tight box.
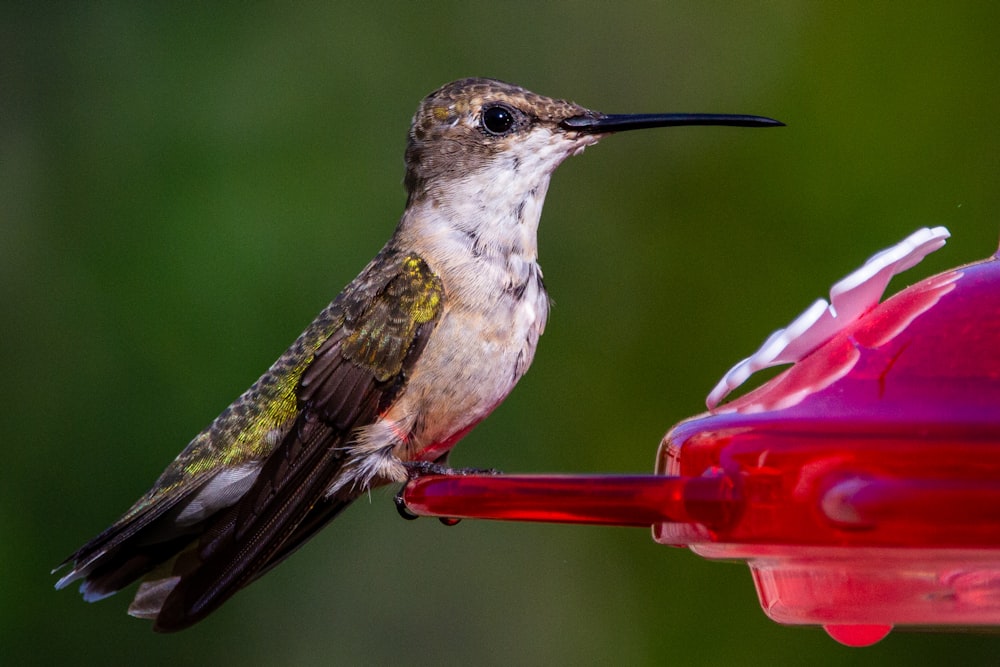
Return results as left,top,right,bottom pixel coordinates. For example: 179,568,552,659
57,460,361,631
75,535,199,603
147,411,372,631
126,493,358,627
53,490,209,601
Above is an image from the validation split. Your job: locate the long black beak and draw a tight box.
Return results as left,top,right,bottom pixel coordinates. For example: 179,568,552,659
561,113,783,133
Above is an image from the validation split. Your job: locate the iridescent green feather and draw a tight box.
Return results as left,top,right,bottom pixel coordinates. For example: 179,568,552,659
116,303,343,524
114,250,442,526
341,255,442,382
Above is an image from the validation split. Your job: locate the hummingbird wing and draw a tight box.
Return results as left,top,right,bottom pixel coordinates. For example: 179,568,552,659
55,250,444,626
146,252,444,631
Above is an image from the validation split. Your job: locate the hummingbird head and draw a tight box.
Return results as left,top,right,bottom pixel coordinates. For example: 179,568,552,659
403,78,596,204
403,77,782,205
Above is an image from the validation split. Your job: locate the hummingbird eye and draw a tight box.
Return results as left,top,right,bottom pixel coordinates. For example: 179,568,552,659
481,104,517,136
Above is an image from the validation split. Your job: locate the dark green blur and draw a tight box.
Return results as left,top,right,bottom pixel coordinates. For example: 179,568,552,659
5,2,999,664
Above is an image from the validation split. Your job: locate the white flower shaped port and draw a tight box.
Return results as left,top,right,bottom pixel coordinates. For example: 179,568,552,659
706,226,951,410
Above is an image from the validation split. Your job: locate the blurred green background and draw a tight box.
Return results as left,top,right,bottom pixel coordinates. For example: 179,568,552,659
4,2,1000,664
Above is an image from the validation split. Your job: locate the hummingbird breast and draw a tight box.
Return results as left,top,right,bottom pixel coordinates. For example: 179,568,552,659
337,168,557,489
392,249,549,462
323,245,549,496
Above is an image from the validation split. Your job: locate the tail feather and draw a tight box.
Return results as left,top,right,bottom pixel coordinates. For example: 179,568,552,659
54,493,208,598
78,534,197,602
151,425,355,631
129,576,183,619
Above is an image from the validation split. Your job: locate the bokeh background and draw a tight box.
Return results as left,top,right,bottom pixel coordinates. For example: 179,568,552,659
5,2,1000,664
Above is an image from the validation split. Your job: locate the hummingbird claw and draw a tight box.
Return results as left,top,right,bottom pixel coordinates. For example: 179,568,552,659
393,485,460,524
393,490,420,521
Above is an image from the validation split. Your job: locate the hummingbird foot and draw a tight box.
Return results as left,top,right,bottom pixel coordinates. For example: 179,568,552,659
394,461,501,524
401,460,501,478
392,490,464,526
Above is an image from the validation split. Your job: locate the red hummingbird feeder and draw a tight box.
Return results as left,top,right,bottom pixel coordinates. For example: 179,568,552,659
400,227,1000,646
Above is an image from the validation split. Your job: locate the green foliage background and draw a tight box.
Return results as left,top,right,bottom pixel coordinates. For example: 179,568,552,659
5,2,999,664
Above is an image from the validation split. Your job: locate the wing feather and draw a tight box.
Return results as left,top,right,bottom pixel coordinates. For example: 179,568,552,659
151,253,444,631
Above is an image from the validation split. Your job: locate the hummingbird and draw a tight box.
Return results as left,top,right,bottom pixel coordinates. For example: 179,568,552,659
54,77,781,631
